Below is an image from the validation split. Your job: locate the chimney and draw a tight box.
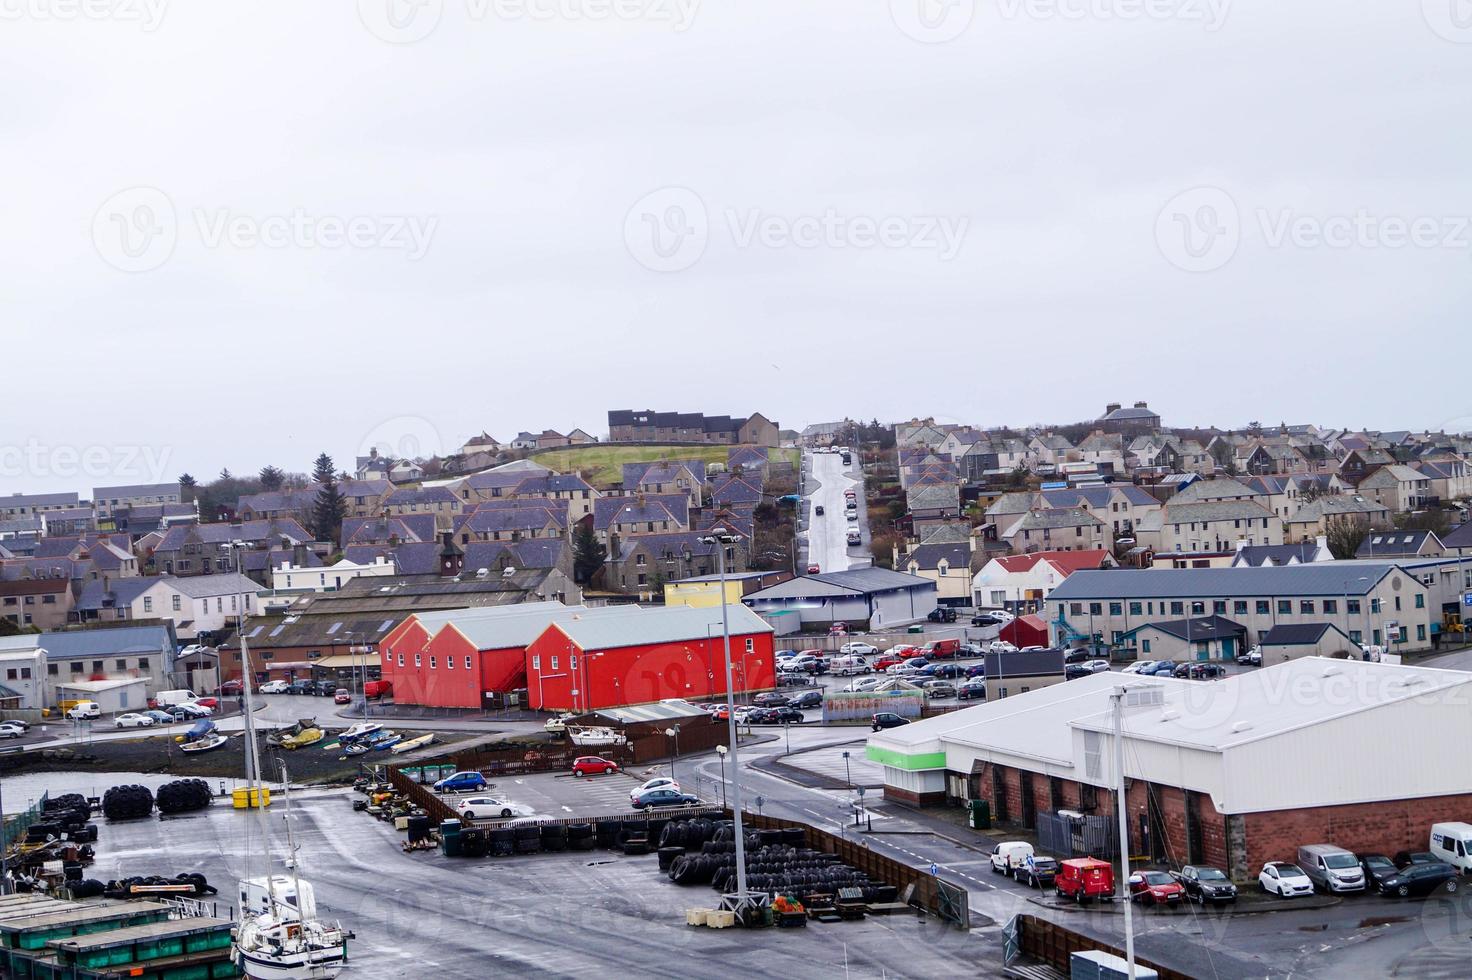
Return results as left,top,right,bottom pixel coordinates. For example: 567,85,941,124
1235,539,1246,553
1315,534,1327,554
292,542,308,568
1134,401,1149,409
438,531,464,577
1106,403,1121,415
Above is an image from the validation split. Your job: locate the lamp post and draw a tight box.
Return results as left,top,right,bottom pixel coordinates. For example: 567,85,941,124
665,725,680,780
715,744,728,809
842,750,852,793
700,531,758,913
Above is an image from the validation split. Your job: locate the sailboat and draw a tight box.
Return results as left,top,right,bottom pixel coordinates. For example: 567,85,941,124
225,559,353,979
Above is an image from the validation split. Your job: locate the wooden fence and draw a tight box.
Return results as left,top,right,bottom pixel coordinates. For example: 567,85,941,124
1011,914,1190,980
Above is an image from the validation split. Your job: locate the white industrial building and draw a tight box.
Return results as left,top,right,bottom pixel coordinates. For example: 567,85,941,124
868,658,1472,879
742,568,938,629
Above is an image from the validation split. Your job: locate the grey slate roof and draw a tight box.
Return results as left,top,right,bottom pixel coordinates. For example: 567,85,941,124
34,625,174,659
1260,622,1348,646
1049,564,1403,601
1135,615,1246,641
903,543,970,571
1356,530,1440,557
1162,500,1276,524
1232,543,1325,567
744,567,934,601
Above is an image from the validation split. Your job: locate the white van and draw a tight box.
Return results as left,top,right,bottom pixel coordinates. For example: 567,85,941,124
66,701,101,720
1296,844,1365,893
153,689,199,707
1430,822,1472,873
828,655,872,677
989,841,1034,875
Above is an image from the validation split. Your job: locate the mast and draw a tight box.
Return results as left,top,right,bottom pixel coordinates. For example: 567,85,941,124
229,542,276,913
278,761,305,914
1113,686,1136,979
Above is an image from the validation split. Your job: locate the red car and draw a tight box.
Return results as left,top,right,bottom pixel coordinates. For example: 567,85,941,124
333,688,352,705
219,680,245,697
192,697,219,710
806,563,821,574
1128,870,1184,907
873,654,904,671
572,756,620,777
891,644,924,659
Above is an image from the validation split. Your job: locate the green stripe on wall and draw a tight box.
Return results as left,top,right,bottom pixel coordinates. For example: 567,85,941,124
865,744,947,771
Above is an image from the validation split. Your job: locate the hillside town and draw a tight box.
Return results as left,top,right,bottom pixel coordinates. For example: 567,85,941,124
4,400,1472,978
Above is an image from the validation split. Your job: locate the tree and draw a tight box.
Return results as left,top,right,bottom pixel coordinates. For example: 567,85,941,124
1298,481,1323,505
1325,518,1369,560
310,453,347,543
1395,508,1452,536
870,533,903,569
572,523,608,585
178,473,197,504
258,466,285,491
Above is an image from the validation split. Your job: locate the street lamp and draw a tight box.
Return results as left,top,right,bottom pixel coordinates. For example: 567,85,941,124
842,750,852,792
715,744,728,808
699,531,759,914
664,725,680,780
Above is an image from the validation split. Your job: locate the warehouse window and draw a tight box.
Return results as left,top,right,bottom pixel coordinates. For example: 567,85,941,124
1347,599,1362,614
1109,603,1122,616
430,657,436,669
1349,630,1362,644
551,656,559,670
1234,601,1247,615
532,655,540,670
1256,600,1270,615
1213,600,1226,614
71,661,83,673
447,656,453,669
414,654,421,667
1141,639,1151,654
570,655,577,670
48,663,58,676
1070,603,1083,615
1277,600,1291,615
116,659,127,670
1418,625,1427,641
1323,599,1337,614
1415,594,1425,609
1083,731,1101,780
745,638,754,653
1129,602,1142,616
1301,601,1314,614
1191,601,1205,615
1170,602,1184,615
465,656,472,669
1089,602,1102,615
397,654,404,667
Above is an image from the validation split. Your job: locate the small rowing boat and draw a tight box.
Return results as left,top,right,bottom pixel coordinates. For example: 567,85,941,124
180,734,228,754
388,733,434,755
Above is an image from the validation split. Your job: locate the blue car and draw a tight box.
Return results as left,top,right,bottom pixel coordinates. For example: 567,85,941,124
434,771,488,793
1146,660,1178,676
965,664,987,678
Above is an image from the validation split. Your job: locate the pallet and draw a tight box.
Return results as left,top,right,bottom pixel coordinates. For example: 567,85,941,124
865,902,915,916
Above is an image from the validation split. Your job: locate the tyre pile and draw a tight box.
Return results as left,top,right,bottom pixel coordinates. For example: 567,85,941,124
156,779,214,815
454,818,664,859
101,873,218,899
102,784,155,821
658,818,897,903
27,794,97,843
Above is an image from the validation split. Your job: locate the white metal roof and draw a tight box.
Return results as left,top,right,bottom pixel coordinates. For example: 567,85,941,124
553,603,773,650
446,604,641,651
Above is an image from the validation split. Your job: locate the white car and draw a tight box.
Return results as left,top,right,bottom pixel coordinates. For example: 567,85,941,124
0,722,26,739
259,680,290,694
1081,660,1111,673
115,713,155,729
66,701,101,720
986,641,1018,655
456,796,534,820
631,777,679,803
1259,862,1314,897
1120,660,1157,675
839,642,880,656
886,661,925,675
847,677,885,693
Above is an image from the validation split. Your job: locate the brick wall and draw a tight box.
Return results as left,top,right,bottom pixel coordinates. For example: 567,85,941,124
1241,793,1472,872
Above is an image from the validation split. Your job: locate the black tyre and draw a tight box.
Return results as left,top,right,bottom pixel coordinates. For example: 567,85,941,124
500,808,512,818
462,811,476,821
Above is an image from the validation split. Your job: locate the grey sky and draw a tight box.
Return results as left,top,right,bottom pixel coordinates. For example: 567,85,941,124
3,1,1470,493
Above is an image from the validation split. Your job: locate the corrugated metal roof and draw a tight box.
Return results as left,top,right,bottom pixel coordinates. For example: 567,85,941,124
408,600,571,643
1049,564,1401,601
448,604,639,651
744,567,933,601
35,626,173,659
555,603,772,650
587,699,708,724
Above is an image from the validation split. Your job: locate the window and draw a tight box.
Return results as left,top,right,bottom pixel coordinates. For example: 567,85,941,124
1415,594,1425,609
47,663,58,676
550,656,559,670
414,654,421,667
465,656,472,669
1301,600,1314,614
70,661,83,673
1170,601,1184,615
532,655,541,670
637,573,647,586
1070,603,1083,616
1213,600,1226,614
172,595,181,612
1256,600,1270,615
42,594,55,605
745,638,754,653
3,669,12,680
1129,601,1142,616
116,659,127,670
1109,602,1122,616
1234,601,1248,615
1323,599,1337,614
1142,639,1151,653
430,657,436,668
1347,599,1362,614
447,655,453,669
1349,630,1362,644
1417,624,1427,641
143,596,153,612
1191,601,1205,615
1372,598,1383,614
397,653,404,667
1277,600,1291,615
92,660,103,672
137,658,148,669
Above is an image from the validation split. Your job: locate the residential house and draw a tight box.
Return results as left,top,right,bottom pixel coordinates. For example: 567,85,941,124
622,461,707,508
92,482,182,520
454,502,566,543
0,578,74,631
1121,615,1249,662
457,432,502,456
535,429,570,449
603,531,748,594
1339,447,1397,485
43,508,97,536
566,428,598,445
1284,496,1392,543
1074,431,1127,474
606,409,780,447
510,432,540,450
1231,538,1334,567
1026,433,1074,472
1098,401,1161,436
709,474,765,509
1356,465,1432,513
1134,499,1284,553
1415,458,1472,503
593,494,690,545
111,502,198,537
896,542,973,604
341,514,437,546
1039,485,1163,538
1356,530,1445,559
0,492,80,520
970,549,1114,614
504,473,601,521
1256,623,1356,663
906,484,962,538
148,519,313,577
273,554,399,592
381,486,463,527
1000,508,1110,554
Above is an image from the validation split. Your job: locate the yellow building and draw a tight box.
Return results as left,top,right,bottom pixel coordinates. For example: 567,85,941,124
664,571,793,608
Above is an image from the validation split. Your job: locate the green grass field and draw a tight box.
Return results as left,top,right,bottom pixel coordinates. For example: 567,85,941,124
531,443,799,486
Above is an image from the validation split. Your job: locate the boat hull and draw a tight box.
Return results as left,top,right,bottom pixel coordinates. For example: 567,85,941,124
237,944,347,980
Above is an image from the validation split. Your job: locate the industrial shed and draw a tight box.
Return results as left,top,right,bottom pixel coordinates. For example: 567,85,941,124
868,658,1472,880
742,568,938,630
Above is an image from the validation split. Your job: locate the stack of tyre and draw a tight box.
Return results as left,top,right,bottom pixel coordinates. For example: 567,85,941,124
102,785,155,821
31,794,96,842
658,817,889,902
565,823,594,851
103,873,217,899
156,779,213,815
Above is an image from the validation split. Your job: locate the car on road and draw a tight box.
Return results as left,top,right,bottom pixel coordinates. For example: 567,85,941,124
1120,660,1158,675
143,709,176,725
1078,660,1110,673
789,690,823,709
572,756,620,777
1064,649,1090,663
192,697,220,709
839,641,880,656
985,640,1018,655
814,504,824,516
806,563,821,574
632,787,700,810
1013,856,1059,888
871,712,910,731
1359,854,1399,891
920,681,956,699
259,680,290,694
114,712,155,729
964,663,988,678
1064,665,1093,680
175,702,214,718
1173,865,1238,905
753,692,792,707
990,841,1034,875
66,701,101,720
828,623,849,636
927,607,957,624
846,677,885,693
1375,860,1460,898
434,771,488,793
1236,646,1263,666
1258,862,1314,897
334,688,352,704
1055,858,1116,904
956,679,987,701
457,796,533,820
286,680,314,696
757,706,805,724
0,722,25,739
219,679,247,696
1128,870,1185,907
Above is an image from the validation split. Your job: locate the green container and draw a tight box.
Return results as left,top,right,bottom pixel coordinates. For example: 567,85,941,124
968,798,991,830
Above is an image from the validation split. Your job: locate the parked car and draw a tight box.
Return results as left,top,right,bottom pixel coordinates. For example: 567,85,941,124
1376,860,1460,898
334,688,352,704
572,756,620,777
1394,850,1438,868
1064,649,1090,664
1144,660,1178,677
1013,856,1059,888
66,701,101,720
847,677,885,693
114,712,155,729
1173,865,1238,905
1236,646,1263,666
434,771,488,793
753,692,791,707
846,528,862,545
457,795,533,820
632,787,700,809
1174,662,1226,680
363,679,393,700
776,671,809,687
177,701,214,717
765,707,805,723
0,723,25,739
1120,660,1157,675
990,841,1034,875
985,640,1018,655
921,639,961,660
286,680,314,696
1298,844,1366,893
958,641,984,657
143,709,176,725
872,655,904,672
972,611,1013,626
1359,854,1400,892
814,504,824,516
964,663,988,678
1054,858,1116,904
219,679,246,696
828,623,849,636
891,644,924,659
806,563,821,574
921,681,957,699
927,607,957,623
310,680,338,696
871,712,910,731
1064,664,1093,680
192,697,220,709
1129,871,1184,907
956,679,987,701
259,680,290,694
828,655,872,677
887,659,928,675
926,663,965,680
839,641,880,656
789,690,823,709
1081,660,1111,673
1258,862,1314,897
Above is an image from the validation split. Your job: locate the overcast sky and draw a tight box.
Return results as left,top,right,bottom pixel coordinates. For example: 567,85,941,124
3,1,1470,494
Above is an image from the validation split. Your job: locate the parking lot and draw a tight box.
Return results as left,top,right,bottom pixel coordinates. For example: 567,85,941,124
433,764,709,822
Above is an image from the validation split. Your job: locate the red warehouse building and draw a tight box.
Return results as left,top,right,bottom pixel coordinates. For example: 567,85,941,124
525,604,776,711
379,602,641,709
